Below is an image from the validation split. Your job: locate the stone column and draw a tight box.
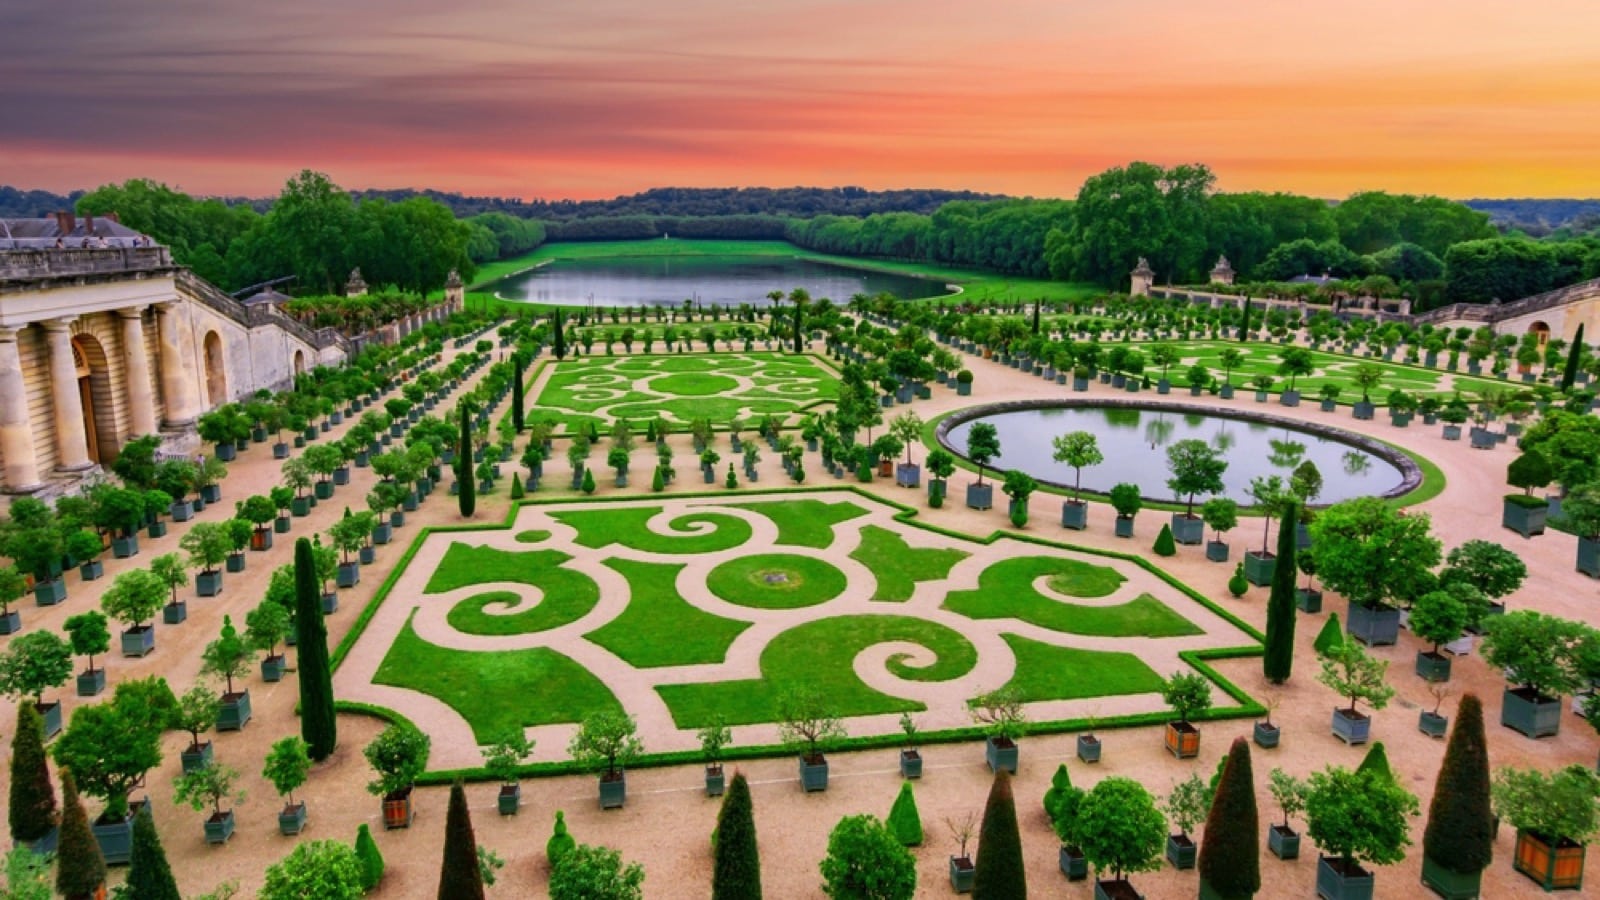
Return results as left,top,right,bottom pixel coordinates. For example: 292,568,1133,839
0,327,43,491
156,303,200,427
118,307,160,438
44,318,92,471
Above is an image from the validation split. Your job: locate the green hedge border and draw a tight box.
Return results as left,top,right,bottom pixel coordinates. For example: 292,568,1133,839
331,484,1264,783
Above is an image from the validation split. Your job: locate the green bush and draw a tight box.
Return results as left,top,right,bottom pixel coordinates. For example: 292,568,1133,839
1153,524,1176,557
1198,738,1259,900
547,810,576,869
973,771,1025,898
262,840,365,900
1227,563,1248,597
712,773,761,900
818,814,915,900
886,782,922,847
1424,694,1493,878
439,782,485,900
1313,614,1344,655
550,843,645,900
126,805,180,900
354,823,384,891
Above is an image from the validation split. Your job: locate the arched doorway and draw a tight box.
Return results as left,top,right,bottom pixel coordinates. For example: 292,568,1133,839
292,349,306,376
70,334,118,464
1530,321,1551,347
203,331,227,406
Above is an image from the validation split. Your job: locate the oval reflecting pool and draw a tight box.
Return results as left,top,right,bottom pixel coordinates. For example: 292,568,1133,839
485,255,945,308
942,404,1408,504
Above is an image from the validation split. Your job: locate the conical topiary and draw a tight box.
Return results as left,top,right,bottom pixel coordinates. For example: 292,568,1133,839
887,781,923,846
581,468,596,495
458,406,477,517
438,782,485,900
509,473,524,500
651,466,665,493
1423,693,1493,880
295,537,337,760
546,809,576,870
1198,737,1259,900
126,804,181,900
973,770,1025,899
1043,763,1074,823
1357,742,1393,781
1263,503,1298,683
1227,563,1248,597
1313,613,1345,656
8,704,56,845
355,822,385,891
1154,523,1177,557
55,770,105,900
712,772,761,900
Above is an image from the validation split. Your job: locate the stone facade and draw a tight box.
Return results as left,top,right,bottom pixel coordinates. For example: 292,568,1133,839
0,241,356,495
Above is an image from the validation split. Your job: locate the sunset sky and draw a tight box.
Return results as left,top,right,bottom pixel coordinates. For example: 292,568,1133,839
2,0,1598,201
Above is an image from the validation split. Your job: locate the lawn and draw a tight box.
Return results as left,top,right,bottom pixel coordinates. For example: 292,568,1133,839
849,525,969,602
427,545,601,636
942,556,1200,637
533,352,838,433
1147,340,1506,403
999,633,1165,701
706,554,849,610
551,506,754,553
583,559,750,667
742,498,868,548
374,615,621,743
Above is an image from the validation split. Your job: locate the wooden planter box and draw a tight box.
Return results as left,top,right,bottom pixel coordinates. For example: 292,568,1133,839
1165,721,1200,759
180,740,213,774
895,463,921,488
497,784,521,815
1347,601,1400,646
1419,711,1449,738
147,520,168,538
1513,829,1585,891
1061,501,1088,530
705,765,725,798
1167,833,1197,869
382,788,414,830
1502,686,1562,738
33,577,66,606
1316,855,1375,900
1503,497,1547,537
1416,651,1452,682
1577,536,1599,578
77,667,107,696
1114,516,1135,538
274,515,291,534
260,654,285,682
0,609,19,634
196,570,223,597
966,483,993,511
1077,733,1101,763
217,690,251,732
950,856,975,893
203,810,235,845
1206,540,1230,562
899,749,922,779
1059,845,1089,880
225,553,245,573
1095,879,1145,900
121,625,156,657
321,592,338,615
799,755,830,792
1420,855,1482,899
92,811,136,865
1171,514,1204,545
1243,551,1276,586
1331,708,1371,745
163,601,187,624
986,736,1019,773
337,561,361,588
1268,824,1300,859
1296,588,1323,613
112,535,139,558
599,771,627,809
1253,721,1280,749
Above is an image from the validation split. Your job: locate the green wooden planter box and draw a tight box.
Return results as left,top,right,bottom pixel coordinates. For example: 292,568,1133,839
274,515,291,534
1205,540,1230,562
278,802,308,836
1166,834,1197,869
225,554,245,573
705,766,725,797
260,654,285,682
1331,708,1371,745
1501,687,1562,738
1077,733,1101,763
77,668,107,696
966,483,993,511
1268,825,1300,859
599,772,626,809
1061,501,1088,530
1253,721,1280,748
1095,879,1146,900
180,740,213,774
204,810,235,845
1171,514,1204,545
217,690,251,731
1416,651,1452,682
1316,856,1375,900
33,577,65,605
162,601,187,624
950,856,975,893
1419,711,1449,738
1114,517,1135,538
1420,855,1482,898
799,756,829,792
1059,846,1088,880
121,625,156,656
985,736,1018,773
1577,537,1599,578
1243,551,1276,586
1347,601,1400,646
1297,588,1323,613
92,811,136,865
1503,497,1547,537
196,570,223,597
497,784,520,815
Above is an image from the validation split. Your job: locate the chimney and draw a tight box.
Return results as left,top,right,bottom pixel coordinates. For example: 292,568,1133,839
54,210,75,236
83,215,95,236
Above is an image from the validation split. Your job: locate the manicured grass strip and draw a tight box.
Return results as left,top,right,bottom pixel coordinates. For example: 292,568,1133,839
550,506,753,553
514,529,551,543
706,554,848,610
951,553,1123,601
849,525,969,602
424,543,600,635
945,584,1199,637
584,559,750,667
650,372,741,396
657,615,978,728
999,633,1164,701
743,498,868,548
374,613,621,743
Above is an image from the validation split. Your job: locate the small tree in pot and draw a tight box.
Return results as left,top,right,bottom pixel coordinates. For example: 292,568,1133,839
102,566,166,655
778,685,844,792
180,521,231,597
697,719,731,796
1317,637,1396,745
1409,589,1468,683
64,610,110,696
173,682,219,773
964,422,1001,510
201,615,253,731
968,685,1027,773
1481,610,1590,739
1267,768,1308,860
365,723,430,829
1305,764,1419,897
1109,482,1143,538
245,600,291,682
1077,776,1167,899
0,630,73,740
172,761,244,845
568,711,643,809
1162,773,1211,870
1160,671,1213,759
1201,497,1238,562
1166,439,1226,542
1052,430,1102,529
263,736,312,835
483,732,534,815
1492,763,1600,891
946,811,979,891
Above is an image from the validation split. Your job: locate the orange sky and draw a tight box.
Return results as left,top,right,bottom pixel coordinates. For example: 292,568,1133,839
2,0,1597,200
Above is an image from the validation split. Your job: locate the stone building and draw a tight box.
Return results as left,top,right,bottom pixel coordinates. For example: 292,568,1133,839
0,215,461,497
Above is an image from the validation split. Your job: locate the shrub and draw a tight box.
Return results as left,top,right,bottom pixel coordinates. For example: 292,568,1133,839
1424,694,1493,877
1198,738,1259,900
886,781,922,847
354,823,384,891
1077,776,1167,881
294,538,336,760
126,805,180,900
1227,563,1248,597
439,782,485,900
1305,765,1419,869
1153,523,1177,556
712,773,761,900
261,840,364,900
8,704,55,845
1263,503,1298,684
550,843,645,900
55,771,105,899
547,810,576,869
973,770,1025,898
818,814,916,900
1313,613,1345,655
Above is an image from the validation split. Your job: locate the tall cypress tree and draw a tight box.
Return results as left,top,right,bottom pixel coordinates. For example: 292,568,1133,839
973,770,1026,899
127,804,181,900
511,357,525,433
1562,323,1585,390
793,302,804,353
712,772,761,900
1239,298,1251,343
8,704,56,845
1198,737,1259,900
55,770,105,900
1263,502,1298,683
458,403,476,518
552,309,567,360
438,782,485,900
1423,693,1493,881
295,537,337,760
1031,300,1041,335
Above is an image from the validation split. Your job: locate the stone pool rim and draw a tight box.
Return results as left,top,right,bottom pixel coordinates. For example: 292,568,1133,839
934,398,1423,506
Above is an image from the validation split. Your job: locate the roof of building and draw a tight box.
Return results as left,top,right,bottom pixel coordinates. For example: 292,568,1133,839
0,215,150,249
242,286,293,306
1288,273,1335,285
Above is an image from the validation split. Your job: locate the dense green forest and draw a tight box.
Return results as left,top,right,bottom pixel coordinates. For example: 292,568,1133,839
19,166,1600,308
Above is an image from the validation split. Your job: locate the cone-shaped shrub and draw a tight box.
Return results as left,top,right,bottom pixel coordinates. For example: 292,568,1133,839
509,473,524,500
651,467,665,493
56,770,105,900
512,358,525,432
295,537,337,760
1043,763,1074,823
973,770,1025,899
1357,742,1393,782
1263,503,1298,683
553,310,567,359
458,406,476,517
1154,523,1177,557
1313,613,1345,656
355,822,385,891
1198,737,1259,900
127,804,181,900
581,468,596,495
887,781,923,846
547,809,576,870
1423,694,1493,878
438,782,485,900
8,704,55,845
713,772,761,900
1228,563,1248,597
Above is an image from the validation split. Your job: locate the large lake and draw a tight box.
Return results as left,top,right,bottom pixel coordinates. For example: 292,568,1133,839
944,405,1405,505
483,255,946,308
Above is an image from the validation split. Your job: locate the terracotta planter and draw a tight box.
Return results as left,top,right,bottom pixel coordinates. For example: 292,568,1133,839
1512,829,1585,891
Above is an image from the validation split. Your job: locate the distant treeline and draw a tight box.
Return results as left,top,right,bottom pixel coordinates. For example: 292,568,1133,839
1465,199,1600,238
349,185,1005,220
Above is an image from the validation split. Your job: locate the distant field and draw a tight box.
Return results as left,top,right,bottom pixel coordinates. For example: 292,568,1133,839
459,238,1100,311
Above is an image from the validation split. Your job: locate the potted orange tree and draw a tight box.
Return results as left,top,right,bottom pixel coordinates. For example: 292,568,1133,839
969,686,1026,774
778,685,844,793
1494,764,1600,891
263,736,312,835
569,710,643,810
483,732,534,815
1161,672,1212,759
365,722,430,829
